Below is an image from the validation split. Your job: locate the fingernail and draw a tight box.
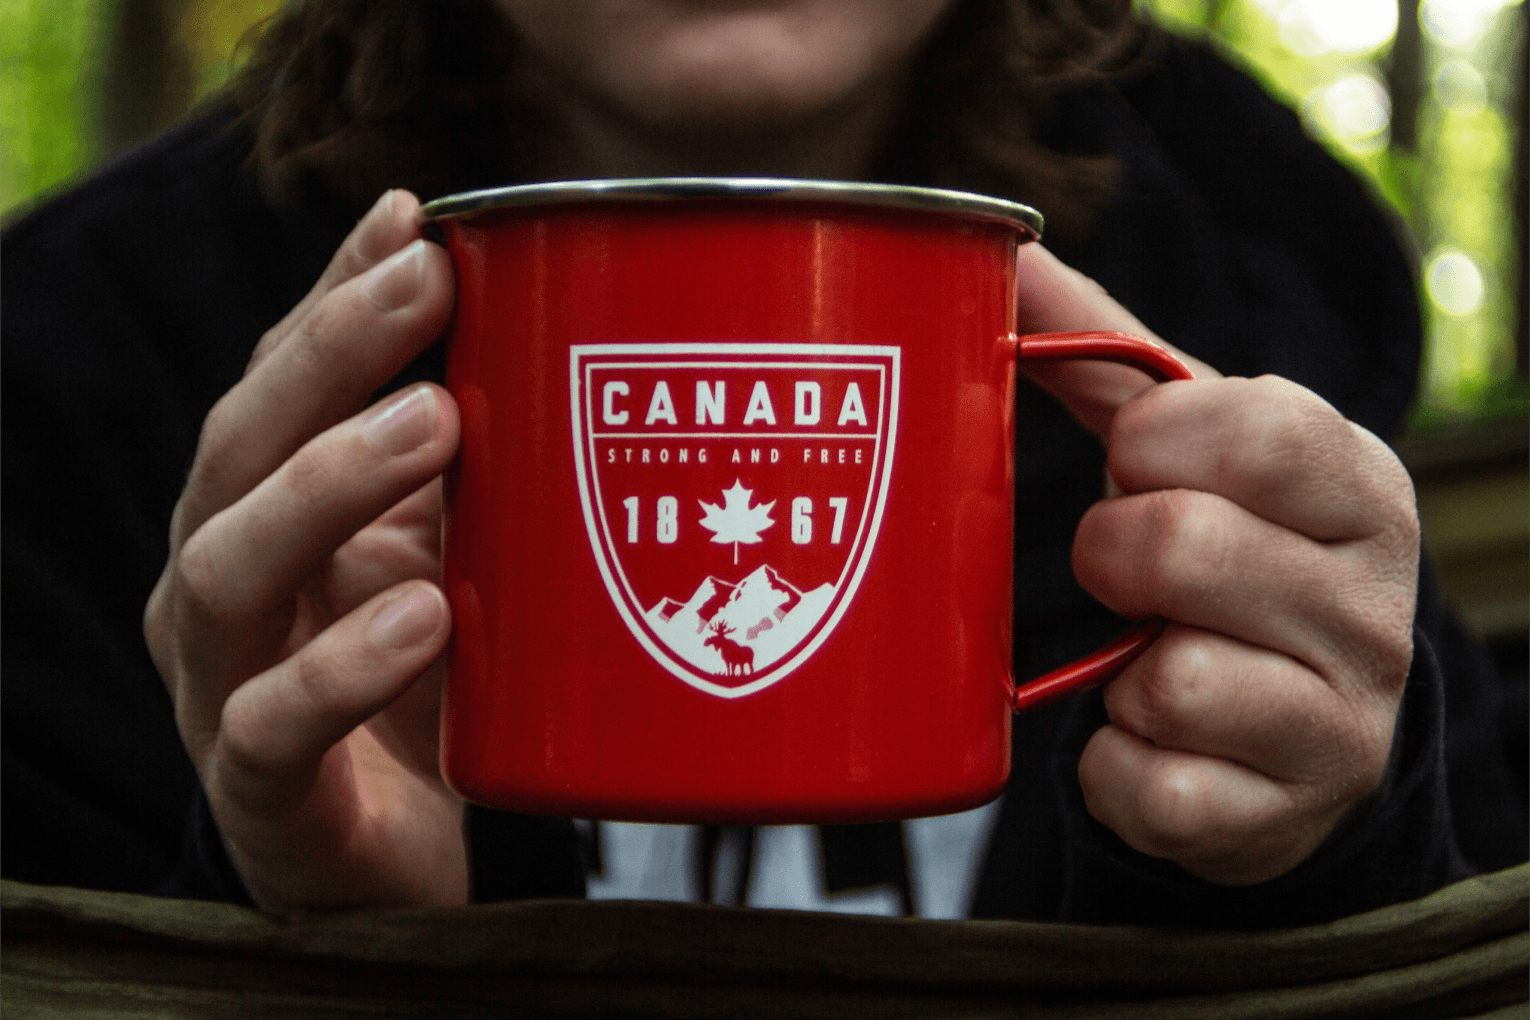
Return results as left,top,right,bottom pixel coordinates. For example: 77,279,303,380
363,386,436,455
363,239,425,311
371,586,445,650
356,190,400,262
363,189,397,232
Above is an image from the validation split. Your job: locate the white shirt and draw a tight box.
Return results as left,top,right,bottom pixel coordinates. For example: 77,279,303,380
578,799,1002,918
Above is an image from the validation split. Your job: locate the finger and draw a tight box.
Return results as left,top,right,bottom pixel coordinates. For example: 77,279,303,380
1073,487,1416,691
175,385,458,700
1100,625,1392,790
176,235,455,542
326,480,446,619
361,655,451,783
1106,374,1419,543
210,581,450,815
246,190,424,373
1078,725,1342,885
367,471,444,537
1013,244,1218,437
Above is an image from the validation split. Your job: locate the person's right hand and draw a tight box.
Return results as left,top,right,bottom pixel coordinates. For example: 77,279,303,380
143,190,467,910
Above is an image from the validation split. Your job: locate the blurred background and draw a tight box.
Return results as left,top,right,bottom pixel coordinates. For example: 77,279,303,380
3,0,1525,676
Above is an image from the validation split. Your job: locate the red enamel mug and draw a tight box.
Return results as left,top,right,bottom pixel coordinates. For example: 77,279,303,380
423,179,1191,823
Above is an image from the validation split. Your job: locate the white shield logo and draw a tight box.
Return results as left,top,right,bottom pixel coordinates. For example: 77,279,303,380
571,343,900,698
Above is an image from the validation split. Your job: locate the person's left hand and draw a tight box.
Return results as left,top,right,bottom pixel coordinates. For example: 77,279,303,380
1015,244,1419,886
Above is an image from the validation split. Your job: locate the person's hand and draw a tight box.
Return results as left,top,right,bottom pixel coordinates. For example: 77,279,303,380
1016,244,1419,885
143,191,467,909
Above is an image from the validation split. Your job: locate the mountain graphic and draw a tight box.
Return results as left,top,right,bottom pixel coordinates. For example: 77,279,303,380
644,565,835,683
650,597,685,624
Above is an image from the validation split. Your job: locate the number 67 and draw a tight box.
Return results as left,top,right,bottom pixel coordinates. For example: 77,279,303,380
791,497,849,545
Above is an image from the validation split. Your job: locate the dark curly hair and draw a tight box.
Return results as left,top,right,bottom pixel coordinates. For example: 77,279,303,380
232,0,1149,237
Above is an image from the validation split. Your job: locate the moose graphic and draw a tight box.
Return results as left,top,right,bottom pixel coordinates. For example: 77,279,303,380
704,620,755,677
642,564,837,684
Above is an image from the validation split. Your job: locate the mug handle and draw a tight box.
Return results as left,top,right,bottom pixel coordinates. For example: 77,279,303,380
1006,330,1196,712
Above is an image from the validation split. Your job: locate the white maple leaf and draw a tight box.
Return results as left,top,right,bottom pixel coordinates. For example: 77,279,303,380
698,480,775,564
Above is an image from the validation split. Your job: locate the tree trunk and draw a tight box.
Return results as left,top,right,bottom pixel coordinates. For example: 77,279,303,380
1512,5,1528,377
1387,0,1422,153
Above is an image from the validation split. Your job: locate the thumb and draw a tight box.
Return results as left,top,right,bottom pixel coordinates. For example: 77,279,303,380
1014,244,1218,437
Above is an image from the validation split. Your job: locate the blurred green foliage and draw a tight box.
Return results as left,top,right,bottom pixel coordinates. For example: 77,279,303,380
1139,0,1527,427
1,0,110,213
4,0,1525,426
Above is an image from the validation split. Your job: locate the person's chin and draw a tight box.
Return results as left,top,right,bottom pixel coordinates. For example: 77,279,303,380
619,50,899,133
632,89,846,137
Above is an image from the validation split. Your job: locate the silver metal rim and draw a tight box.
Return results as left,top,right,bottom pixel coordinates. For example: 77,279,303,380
421,178,1043,239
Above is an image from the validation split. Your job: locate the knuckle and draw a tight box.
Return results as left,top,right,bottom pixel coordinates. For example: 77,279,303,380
1372,619,1415,686
288,643,345,721
1139,489,1223,601
1104,397,1156,476
1216,377,1329,493
142,576,170,647
193,392,242,479
1135,766,1213,860
277,442,335,512
1375,455,1422,545
174,530,241,626
246,325,284,374
217,691,281,779
1076,735,1108,804
286,302,348,380
1078,272,1111,299
1078,488,1221,616
142,578,179,685
1342,421,1420,538
1333,574,1416,694
1124,641,1203,740
332,231,377,282
175,701,213,759
1249,373,1334,416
